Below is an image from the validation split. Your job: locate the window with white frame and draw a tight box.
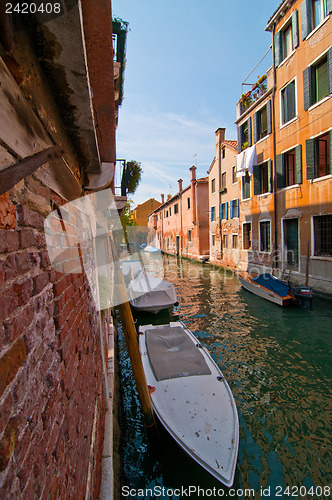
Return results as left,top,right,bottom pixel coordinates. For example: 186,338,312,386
243,223,252,250
259,220,271,252
306,131,332,180
212,234,216,246
210,206,216,222
242,171,251,199
303,49,331,110
281,79,296,125
301,0,331,39
274,10,299,66
313,214,332,256
253,161,272,195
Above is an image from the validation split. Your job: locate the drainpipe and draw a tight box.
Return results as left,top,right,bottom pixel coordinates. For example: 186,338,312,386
161,194,164,251
190,166,197,226
178,179,183,255
271,23,278,271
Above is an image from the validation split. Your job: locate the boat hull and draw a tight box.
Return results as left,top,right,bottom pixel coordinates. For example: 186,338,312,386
139,322,239,487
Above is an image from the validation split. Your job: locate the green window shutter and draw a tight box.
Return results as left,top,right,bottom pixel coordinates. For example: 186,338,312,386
248,117,252,147
306,139,316,180
287,80,296,121
253,112,258,144
326,0,332,16
276,153,286,189
328,47,332,95
303,67,312,110
292,10,299,49
295,145,303,184
237,126,242,153
301,0,312,39
274,31,283,66
268,159,273,192
253,165,262,195
266,100,272,135
330,131,332,175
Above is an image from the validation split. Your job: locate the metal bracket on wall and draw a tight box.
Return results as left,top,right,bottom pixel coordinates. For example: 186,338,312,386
0,145,63,195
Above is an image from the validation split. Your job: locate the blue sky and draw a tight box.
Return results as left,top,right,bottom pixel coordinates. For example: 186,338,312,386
113,0,281,207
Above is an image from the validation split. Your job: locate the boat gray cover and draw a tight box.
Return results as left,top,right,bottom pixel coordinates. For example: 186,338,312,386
129,275,177,306
145,326,211,381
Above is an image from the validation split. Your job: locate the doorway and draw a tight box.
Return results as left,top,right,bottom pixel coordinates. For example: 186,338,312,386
283,218,299,271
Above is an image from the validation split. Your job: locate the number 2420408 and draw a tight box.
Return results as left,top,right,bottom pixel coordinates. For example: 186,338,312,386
5,3,61,14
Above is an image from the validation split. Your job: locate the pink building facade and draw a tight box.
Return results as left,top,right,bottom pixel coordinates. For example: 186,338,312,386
148,166,209,261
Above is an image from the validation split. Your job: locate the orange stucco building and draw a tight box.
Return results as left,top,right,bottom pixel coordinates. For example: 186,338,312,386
131,198,161,226
148,166,209,260
230,0,332,293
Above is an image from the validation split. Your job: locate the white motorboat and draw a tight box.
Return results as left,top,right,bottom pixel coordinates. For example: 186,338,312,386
138,321,239,486
128,272,178,314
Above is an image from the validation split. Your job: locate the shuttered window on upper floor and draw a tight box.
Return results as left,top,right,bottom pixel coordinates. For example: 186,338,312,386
237,118,252,153
306,131,332,180
301,0,332,39
253,101,272,143
253,160,273,195
276,146,303,188
274,10,299,67
303,48,332,110
220,202,229,220
281,79,297,125
210,206,216,222
230,199,239,219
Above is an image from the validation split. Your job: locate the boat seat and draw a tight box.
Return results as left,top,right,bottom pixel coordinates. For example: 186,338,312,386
145,326,211,381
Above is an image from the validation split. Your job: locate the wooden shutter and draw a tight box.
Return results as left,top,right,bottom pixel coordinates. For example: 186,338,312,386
328,47,332,95
237,126,242,153
326,0,332,16
210,207,213,222
274,31,283,66
287,80,296,121
295,145,303,184
236,199,239,218
230,200,234,219
266,100,272,135
253,112,258,144
306,139,316,180
248,117,252,147
292,10,299,49
303,67,312,111
225,202,229,220
276,153,286,189
267,159,273,192
253,165,261,195
301,0,312,40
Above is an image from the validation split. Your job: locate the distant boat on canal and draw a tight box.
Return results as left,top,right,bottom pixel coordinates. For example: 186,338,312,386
139,321,239,487
128,271,178,314
239,273,313,308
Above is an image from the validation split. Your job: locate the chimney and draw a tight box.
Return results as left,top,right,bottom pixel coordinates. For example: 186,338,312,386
189,166,197,224
215,127,226,146
161,194,164,203
167,194,171,201
178,178,183,192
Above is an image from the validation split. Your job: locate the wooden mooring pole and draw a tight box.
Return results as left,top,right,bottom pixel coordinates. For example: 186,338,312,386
117,301,155,428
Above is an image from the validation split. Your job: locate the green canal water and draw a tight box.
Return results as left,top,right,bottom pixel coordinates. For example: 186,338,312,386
117,255,332,499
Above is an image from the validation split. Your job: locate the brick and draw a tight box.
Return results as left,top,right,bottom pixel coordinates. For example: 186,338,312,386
53,275,70,297
18,205,45,230
0,286,19,323
33,271,50,295
14,252,37,275
0,229,19,253
0,417,18,472
0,193,16,230
4,303,35,343
39,250,51,269
13,279,33,306
19,228,36,249
0,390,14,435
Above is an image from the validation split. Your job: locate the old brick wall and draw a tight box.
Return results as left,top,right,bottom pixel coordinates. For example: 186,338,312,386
0,176,106,498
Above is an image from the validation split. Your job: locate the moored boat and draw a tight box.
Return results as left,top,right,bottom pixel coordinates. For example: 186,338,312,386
138,321,239,487
128,272,178,314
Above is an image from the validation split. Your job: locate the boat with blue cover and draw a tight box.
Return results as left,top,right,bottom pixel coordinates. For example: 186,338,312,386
239,273,313,307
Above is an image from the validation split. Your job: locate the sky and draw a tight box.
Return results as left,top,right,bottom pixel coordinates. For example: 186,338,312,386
112,0,281,207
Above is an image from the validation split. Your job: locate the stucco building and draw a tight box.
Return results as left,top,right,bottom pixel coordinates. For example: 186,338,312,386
148,166,209,260
132,198,161,226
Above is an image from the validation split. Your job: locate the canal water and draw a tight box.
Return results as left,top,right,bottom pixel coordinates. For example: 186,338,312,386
117,255,332,499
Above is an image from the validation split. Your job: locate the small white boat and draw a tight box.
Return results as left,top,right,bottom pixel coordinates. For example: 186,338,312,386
128,273,178,314
138,321,239,486
239,273,295,307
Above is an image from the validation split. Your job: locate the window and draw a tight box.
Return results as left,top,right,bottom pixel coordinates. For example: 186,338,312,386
210,206,216,222
260,220,271,252
253,102,272,142
313,214,332,256
222,234,228,249
221,172,226,189
220,202,228,220
212,234,216,246
306,132,332,180
253,161,272,195
243,223,252,250
281,80,296,125
232,166,237,184
211,178,216,193
222,148,226,159
174,203,179,214
232,234,238,249
276,146,302,188
274,10,299,66
230,199,239,218
242,171,251,199
188,229,192,242
187,197,191,209
169,207,172,216
303,50,331,110
238,119,251,151
301,0,330,39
